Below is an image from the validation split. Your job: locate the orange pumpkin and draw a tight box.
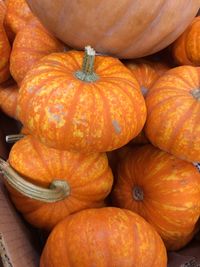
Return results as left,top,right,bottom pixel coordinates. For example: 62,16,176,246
40,207,167,267
0,79,18,119
10,18,67,86
17,47,146,153
172,17,200,66
4,0,34,41
145,66,200,163
2,135,113,230
112,144,200,251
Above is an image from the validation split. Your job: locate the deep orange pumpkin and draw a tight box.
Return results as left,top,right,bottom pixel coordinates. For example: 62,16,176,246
4,135,113,230
112,144,200,251
145,66,200,162
172,17,200,66
10,18,67,86
0,79,18,119
40,207,167,267
4,0,34,41
17,48,146,153
26,0,199,59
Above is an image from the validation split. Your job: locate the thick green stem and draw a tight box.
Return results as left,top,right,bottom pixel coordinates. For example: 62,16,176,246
75,46,99,82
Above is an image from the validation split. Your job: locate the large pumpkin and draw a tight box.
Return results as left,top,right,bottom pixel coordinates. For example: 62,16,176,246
112,145,200,251
1,135,113,230
0,79,18,119
145,66,200,162
26,0,200,58
10,18,67,86
172,17,200,66
17,47,146,153
40,207,167,267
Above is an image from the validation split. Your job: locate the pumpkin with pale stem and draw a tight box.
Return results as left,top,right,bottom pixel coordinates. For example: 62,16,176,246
10,18,66,86
145,66,200,162
40,207,167,267
112,145,200,251
172,17,200,66
0,79,18,119
0,135,113,230
26,0,200,59
17,47,146,153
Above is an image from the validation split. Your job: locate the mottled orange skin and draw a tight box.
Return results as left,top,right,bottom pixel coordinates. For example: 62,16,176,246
172,17,200,66
4,0,34,41
17,50,147,153
112,145,200,251
7,135,113,230
145,66,200,162
10,18,66,86
0,79,18,119
40,207,167,267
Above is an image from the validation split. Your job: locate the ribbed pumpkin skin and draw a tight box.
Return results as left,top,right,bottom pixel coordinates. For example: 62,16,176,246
145,66,200,162
40,207,167,267
172,17,200,66
112,145,200,251
17,51,147,153
10,18,66,86
7,135,113,230
4,0,34,41
26,0,199,59
0,79,18,119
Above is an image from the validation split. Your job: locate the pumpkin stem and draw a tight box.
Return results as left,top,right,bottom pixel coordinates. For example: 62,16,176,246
0,157,70,202
133,185,144,201
75,46,99,82
6,134,25,143
191,89,200,100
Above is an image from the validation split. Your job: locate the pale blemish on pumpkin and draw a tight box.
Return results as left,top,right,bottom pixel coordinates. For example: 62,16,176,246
112,120,121,134
27,86,35,93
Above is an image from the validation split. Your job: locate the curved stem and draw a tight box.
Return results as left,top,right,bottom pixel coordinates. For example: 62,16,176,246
0,158,70,203
6,134,25,143
75,46,99,82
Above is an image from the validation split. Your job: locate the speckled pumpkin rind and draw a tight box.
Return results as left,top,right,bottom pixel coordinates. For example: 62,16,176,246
40,207,167,267
112,145,200,250
7,135,113,230
17,50,147,153
145,66,200,162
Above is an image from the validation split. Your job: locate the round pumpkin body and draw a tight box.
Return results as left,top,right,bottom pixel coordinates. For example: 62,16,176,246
172,17,200,66
17,50,146,153
40,207,167,267
6,135,113,230
10,18,66,85
26,0,199,58
112,145,200,250
0,79,18,119
145,66,200,162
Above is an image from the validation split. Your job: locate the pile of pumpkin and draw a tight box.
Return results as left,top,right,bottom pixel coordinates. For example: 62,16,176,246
0,1,200,266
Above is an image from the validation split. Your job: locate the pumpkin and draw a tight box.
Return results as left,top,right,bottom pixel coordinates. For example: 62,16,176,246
0,79,18,119
112,144,200,251
145,65,200,163
0,1,10,83
17,47,146,153
4,0,34,41
172,17,200,66
0,135,113,230
26,0,199,59
40,207,167,267
10,18,67,86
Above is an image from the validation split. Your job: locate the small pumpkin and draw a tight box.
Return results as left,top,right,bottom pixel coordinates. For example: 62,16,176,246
145,66,200,163
172,17,200,66
4,0,34,41
112,144,200,251
0,79,18,119
10,18,67,86
1,135,113,230
17,47,146,153
40,207,167,267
